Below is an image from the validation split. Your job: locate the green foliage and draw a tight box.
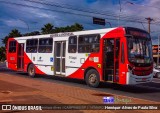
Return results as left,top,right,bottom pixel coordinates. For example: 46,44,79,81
0,46,6,61
1,23,83,61
41,23,83,34
1,29,22,46
2,36,9,47
53,23,83,33
8,29,22,37
23,31,40,36
41,23,54,34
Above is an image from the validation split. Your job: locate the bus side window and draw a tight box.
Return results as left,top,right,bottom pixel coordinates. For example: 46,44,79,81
78,34,100,53
9,41,16,53
26,39,38,53
68,36,77,53
38,38,53,53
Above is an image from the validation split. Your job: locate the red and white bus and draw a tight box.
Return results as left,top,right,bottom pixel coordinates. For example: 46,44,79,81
6,27,153,87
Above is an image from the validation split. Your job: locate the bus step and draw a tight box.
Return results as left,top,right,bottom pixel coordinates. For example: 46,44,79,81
55,74,65,77
105,68,114,70
107,74,113,81
17,69,24,71
105,70,114,75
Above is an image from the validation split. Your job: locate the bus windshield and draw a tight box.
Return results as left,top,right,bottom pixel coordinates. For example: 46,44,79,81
127,36,152,64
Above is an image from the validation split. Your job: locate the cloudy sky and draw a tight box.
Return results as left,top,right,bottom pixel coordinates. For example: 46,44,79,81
0,0,160,46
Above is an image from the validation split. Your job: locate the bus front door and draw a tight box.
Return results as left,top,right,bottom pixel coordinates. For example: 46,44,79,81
103,38,120,83
17,43,24,70
54,41,66,76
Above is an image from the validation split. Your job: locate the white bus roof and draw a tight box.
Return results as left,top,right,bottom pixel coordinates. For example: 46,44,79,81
14,27,119,40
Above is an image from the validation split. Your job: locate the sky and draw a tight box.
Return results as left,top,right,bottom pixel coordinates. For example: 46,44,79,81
0,0,160,46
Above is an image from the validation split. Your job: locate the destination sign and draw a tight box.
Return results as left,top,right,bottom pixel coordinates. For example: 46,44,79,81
129,31,150,38
50,32,74,37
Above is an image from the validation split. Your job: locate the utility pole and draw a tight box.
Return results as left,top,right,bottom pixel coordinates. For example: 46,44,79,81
145,17,153,34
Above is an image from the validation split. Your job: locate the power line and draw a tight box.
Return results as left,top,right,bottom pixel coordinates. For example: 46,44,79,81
0,0,147,23
1,0,160,32
22,0,160,27
2,0,151,23
23,0,150,22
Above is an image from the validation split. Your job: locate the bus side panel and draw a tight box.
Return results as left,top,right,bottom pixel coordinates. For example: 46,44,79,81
66,53,89,79
103,27,127,84
66,34,104,80
67,27,128,85
66,34,105,80
102,27,127,84
7,38,45,75
36,53,54,75
23,52,46,75
67,53,102,80
118,37,128,85
23,52,32,72
7,38,18,71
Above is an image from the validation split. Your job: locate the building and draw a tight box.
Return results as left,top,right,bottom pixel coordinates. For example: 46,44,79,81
152,45,160,63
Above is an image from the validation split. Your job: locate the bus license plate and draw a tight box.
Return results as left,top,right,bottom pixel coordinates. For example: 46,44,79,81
142,78,147,81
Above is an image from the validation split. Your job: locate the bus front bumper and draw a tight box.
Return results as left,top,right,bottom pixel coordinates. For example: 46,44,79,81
126,72,153,84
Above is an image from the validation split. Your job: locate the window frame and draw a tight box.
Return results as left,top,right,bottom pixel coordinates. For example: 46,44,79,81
9,41,16,53
78,34,100,53
38,38,53,53
26,39,38,53
68,36,77,53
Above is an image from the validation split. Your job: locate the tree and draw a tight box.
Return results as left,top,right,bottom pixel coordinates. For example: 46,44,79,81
2,36,9,47
1,29,22,46
23,31,40,36
53,23,83,33
2,23,84,46
8,29,22,37
41,23,83,34
70,23,83,31
41,23,54,34
0,46,6,61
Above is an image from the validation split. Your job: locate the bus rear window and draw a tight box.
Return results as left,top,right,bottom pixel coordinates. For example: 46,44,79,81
9,41,16,53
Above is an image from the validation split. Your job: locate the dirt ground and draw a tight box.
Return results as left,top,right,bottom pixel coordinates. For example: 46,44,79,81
0,72,159,113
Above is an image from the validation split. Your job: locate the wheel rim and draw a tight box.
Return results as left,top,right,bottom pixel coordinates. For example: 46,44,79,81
89,74,97,85
157,73,160,78
29,66,34,75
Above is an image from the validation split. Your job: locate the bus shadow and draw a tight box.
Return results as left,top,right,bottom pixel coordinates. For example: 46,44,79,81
40,75,86,85
99,82,160,93
0,68,10,72
16,73,160,94
41,74,160,93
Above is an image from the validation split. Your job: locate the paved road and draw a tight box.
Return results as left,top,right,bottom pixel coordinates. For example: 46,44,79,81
0,67,160,103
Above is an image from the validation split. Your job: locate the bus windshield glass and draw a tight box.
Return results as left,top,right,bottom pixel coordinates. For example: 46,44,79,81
127,36,152,64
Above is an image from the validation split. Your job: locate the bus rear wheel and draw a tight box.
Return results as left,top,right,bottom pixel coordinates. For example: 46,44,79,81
156,72,160,78
28,64,35,77
85,69,100,88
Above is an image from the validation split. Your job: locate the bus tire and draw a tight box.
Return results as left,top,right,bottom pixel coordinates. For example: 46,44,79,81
85,69,100,88
28,64,35,77
156,72,160,78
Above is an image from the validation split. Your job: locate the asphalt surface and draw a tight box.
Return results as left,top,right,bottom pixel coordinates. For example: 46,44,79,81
0,66,160,103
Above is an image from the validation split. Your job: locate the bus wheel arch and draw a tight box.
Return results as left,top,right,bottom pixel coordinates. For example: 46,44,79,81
27,63,36,77
84,67,100,88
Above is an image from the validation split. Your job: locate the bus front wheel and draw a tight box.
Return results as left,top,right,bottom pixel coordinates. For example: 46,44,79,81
28,64,35,77
85,69,100,88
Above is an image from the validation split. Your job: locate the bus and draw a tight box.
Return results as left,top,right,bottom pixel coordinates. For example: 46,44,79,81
6,27,153,87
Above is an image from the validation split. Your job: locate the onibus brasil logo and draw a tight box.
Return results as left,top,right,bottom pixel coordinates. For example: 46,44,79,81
103,96,132,104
